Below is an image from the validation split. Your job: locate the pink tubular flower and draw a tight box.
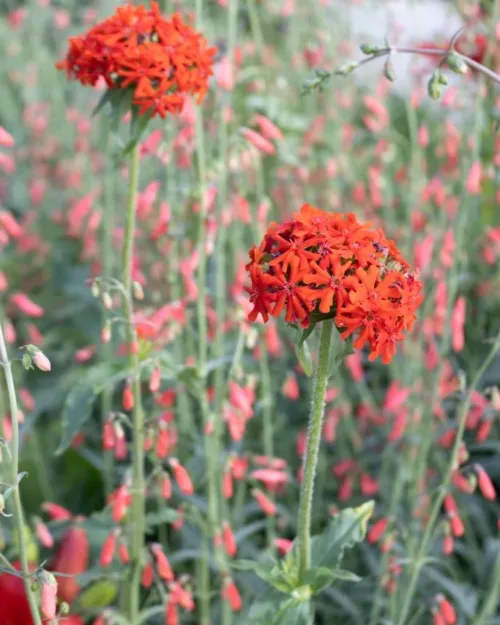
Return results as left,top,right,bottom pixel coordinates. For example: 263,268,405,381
222,578,242,612
241,127,276,155
42,502,72,521
100,530,117,567
255,115,283,141
32,350,51,372
222,521,237,557
151,543,174,581
451,296,466,352
10,292,44,317
34,517,54,548
251,468,288,490
465,161,482,195
169,458,194,496
110,484,130,522
437,595,457,625
252,488,277,516
274,537,293,554
0,126,14,147
0,211,22,238
40,571,58,619
367,518,388,544
476,465,496,500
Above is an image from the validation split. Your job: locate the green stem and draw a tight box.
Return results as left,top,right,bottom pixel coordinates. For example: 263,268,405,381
396,331,500,625
122,144,145,623
193,25,224,622
297,321,334,580
474,548,500,625
101,128,116,497
246,0,265,60
0,323,43,625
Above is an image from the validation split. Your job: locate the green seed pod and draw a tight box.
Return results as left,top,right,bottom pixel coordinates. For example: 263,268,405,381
360,43,379,55
447,53,468,74
427,74,442,100
22,353,33,371
383,58,395,82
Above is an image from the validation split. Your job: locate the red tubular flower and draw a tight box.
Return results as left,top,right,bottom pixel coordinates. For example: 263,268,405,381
246,204,423,363
56,3,215,119
51,525,89,603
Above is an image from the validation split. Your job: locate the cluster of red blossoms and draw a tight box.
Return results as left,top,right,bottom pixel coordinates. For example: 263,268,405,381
246,204,423,364
56,2,215,118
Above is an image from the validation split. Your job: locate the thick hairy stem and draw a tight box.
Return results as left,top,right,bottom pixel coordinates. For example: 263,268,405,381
297,321,333,580
122,144,145,623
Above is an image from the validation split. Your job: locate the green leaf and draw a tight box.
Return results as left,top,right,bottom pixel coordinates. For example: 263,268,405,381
232,558,295,593
310,501,374,570
243,588,288,625
145,508,180,528
91,89,114,117
331,333,355,369
56,363,128,455
297,323,316,347
77,580,118,610
108,88,135,133
56,384,96,455
275,600,311,625
121,109,151,157
295,340,313,377
303,566,361,594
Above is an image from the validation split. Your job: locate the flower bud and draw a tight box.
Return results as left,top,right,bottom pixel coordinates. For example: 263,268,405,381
102,292,113,310
100,530,117,567
360,43,380,55
34,516,54,548
252,488,277,516
0,493,4,515
60,602,70,615
428,73,442,100
122,383,134,411
222,521,237,557
149,367,161,393
447,53,467,74
91,282,100,297
222,578,242,612
383,58,395,82
32,349,51,372
169,458,194,496
101,323,111,344
476,465,496,500
103,420,115,451
133,281,144,300
151,543,173,581
40,571,58,619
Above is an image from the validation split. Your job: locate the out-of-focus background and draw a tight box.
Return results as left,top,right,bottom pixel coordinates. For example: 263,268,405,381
1,0,500,624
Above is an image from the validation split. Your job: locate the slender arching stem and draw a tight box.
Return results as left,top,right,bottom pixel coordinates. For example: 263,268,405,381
396,331,500,625
350,47,500,86
0,323,43,625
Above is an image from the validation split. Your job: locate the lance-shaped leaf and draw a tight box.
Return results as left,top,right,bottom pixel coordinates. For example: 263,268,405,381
309,500,374,570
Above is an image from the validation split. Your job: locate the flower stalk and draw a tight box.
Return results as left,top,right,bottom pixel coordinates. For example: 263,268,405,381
0,322,43,625
297,321,333,580
121,143,145,622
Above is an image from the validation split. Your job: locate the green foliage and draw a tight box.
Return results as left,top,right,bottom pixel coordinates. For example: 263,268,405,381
236,503,372,619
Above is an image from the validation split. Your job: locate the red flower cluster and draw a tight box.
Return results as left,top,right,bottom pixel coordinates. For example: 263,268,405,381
246,204,423,364
56,2,215,118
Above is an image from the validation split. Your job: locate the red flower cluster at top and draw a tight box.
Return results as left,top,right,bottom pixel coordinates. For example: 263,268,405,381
56,2,215,118
246,204,423,364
